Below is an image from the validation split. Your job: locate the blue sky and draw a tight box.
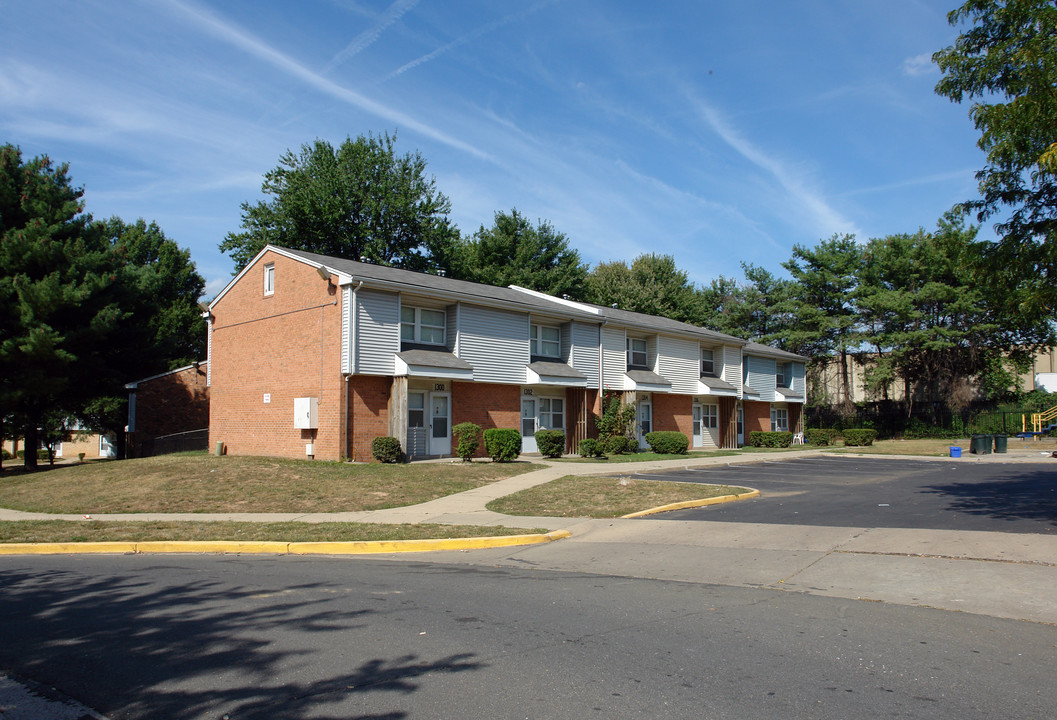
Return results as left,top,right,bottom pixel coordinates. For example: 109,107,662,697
1,0,984,298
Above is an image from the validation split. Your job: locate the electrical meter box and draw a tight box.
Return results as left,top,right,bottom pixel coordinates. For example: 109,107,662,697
294,397,319,429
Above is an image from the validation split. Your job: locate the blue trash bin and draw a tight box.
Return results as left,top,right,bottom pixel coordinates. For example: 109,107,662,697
949,446,962,458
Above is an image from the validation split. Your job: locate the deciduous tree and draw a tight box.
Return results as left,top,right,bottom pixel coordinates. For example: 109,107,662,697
220,132,460,272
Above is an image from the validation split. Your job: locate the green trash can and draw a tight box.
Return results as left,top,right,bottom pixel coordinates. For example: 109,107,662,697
993,434,1008,454
970,435,992,455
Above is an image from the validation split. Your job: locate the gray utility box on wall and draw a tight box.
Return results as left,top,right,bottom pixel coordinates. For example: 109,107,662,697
294,397,319,429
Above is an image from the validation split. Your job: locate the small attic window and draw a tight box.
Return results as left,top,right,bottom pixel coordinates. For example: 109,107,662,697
264,263,275,296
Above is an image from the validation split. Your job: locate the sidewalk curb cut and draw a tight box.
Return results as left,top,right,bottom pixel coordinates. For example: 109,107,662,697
620,489,760,518
0,530,572,556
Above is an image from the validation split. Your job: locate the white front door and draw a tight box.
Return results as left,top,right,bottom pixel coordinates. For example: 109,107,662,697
636,400,652,449
692,404,703,448
429,393,450,456
521,398,538,453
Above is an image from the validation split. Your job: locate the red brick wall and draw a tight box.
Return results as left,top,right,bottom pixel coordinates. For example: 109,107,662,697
209,250,345,460
652,393,692,438
131,365,210,456
453,381,520,457
348,375,390,462
743,400,771,435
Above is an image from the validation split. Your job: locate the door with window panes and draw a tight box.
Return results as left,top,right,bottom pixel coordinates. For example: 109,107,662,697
521,395,564,454
636,400,652,449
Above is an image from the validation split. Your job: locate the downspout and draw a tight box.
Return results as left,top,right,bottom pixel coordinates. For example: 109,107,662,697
344,279,364,461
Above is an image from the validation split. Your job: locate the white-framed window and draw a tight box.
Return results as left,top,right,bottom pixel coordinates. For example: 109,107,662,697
539,397,564,430
776,362,790,387
701,348,715,377
771,408,789,432
702,404,719,429
264,263,275,296
401,307,446,345
408,392,425,428
531,324,561,357
627,337,648,368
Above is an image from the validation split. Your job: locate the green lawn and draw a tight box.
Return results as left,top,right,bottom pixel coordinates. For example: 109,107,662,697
0,452,542,514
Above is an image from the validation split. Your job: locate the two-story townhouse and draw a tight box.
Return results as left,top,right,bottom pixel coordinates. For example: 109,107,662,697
206,246,807,461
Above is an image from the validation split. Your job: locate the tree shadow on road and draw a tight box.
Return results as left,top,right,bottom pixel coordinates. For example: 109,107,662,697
921,467,1057,528
0,560,486,719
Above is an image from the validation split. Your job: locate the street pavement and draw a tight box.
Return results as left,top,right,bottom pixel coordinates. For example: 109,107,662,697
1,445,1055,625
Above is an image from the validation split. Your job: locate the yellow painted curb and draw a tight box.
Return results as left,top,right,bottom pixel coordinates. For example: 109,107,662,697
289,530,571,555
0,531,572,556
135,541,292,555
0,542,138,555
620,489,760,519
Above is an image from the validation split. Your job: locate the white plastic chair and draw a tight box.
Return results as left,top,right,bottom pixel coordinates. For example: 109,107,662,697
792,432,805,445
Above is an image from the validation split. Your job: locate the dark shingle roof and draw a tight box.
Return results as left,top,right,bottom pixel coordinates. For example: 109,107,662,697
527,361,587,380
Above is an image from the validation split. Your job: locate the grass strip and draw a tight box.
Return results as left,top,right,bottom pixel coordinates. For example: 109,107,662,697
0,520,546,544
0,453,542,514
486,475,750,518
550,446,815,463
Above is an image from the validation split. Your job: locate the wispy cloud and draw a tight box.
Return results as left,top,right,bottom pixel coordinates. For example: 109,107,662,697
902,52,936,77
324,0,419,73
378,0,554,82
689,94,861,239
160,0,493,161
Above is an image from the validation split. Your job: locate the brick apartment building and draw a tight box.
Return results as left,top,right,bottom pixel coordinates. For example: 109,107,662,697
207,246,807,461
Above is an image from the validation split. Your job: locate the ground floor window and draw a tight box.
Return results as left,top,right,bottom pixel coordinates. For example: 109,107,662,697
771,407,789,432
539,397,564,431
702,404,718,429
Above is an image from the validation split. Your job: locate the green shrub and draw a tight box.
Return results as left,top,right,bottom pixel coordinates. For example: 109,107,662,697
534,429,565,458
644,431,689,454
484,428,521,462
577,438,605,458
15,449,51,460
805,428,834,446
452,422,482,461
842,428,877,446
604,435,636,455
1,449,11,460
370,436,403,463
748,431,793,448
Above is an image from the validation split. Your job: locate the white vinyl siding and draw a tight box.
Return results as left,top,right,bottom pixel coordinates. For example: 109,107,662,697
459,304,529,384
569,321,600,387
356,289,400,375
791,362,806,395
446,304,458,352
341,285,351,373
657,335,699,394
602,326,627,390
745,355,777,401
722,346,742,389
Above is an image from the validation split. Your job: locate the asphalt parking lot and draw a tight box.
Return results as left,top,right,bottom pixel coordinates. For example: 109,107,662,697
628,456,1057,533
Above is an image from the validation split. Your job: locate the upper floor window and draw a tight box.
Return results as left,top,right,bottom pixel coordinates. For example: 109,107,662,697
264,263,275,296
701,348,715,377
776,362,790,387
401,307,446,345
627,337,648,368
531,324,561,358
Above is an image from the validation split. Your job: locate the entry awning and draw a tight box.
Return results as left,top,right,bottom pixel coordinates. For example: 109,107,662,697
697,375,739,397
775,386,805,403
526,361,588,387
742,384,761,400
624,369,672,393
395,349,474,381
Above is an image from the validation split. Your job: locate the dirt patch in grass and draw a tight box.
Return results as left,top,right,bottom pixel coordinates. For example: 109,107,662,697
486,475,750,518
0,521,546,544
0,453,542,514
